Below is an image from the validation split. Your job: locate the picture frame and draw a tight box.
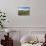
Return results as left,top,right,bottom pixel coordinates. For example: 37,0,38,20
18,6,30,16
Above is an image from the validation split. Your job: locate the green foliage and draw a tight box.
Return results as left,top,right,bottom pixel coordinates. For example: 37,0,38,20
0,11,6,28
18,10,30,16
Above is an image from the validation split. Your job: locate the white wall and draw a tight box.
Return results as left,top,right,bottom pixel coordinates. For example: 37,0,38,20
0,0,46,33
0,0,46,27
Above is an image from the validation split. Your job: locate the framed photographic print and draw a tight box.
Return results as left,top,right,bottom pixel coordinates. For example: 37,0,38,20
18,6,30,16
